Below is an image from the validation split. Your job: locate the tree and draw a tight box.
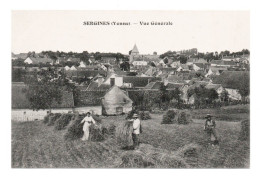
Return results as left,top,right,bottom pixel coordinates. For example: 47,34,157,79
26,68,66,111
163,58,168,64
220,89,229,102
179,55,188,64
12,68,26,82
120,62,130,71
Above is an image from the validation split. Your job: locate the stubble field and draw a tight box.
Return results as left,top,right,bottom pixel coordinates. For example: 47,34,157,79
11,105,250,168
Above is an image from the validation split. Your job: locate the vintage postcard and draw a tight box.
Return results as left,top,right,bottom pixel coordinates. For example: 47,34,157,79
11,10,250,168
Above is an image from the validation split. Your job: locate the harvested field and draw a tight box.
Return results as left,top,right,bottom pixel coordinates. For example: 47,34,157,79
11,104,250,168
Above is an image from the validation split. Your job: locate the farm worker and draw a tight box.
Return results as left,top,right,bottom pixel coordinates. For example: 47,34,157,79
80,112,96,141
23,111,28,121
128,113,142,150
204,114,218,145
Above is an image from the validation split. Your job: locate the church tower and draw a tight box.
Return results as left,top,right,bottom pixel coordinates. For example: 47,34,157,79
129,44,139,63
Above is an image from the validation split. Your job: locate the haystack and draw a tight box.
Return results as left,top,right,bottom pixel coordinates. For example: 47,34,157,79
115,121,133,147
239,119,250,141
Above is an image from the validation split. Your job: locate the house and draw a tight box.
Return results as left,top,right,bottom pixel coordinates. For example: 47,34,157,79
70,66,77,70
101,85,133,115
205,67,227,77
166,82,184,90
205,84,224,97
64,66,70,70
79,61,87,68
100,57,117,65
132,60,148,66
225,88,242,101
193,63,203,71
222,56,235,61
24,57,53,65
177,64,189,72
165,75,185,84
103,73,123,87
67,57,81,63
123,76,161,89
210,60,236,67
86,81,111,91
144,67,158,76
170,61,181,68
12,53,28,60
187,58,207,65
144,81,163,90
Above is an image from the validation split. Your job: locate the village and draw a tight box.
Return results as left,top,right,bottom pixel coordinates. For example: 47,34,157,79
12,44,250,117
11,44,250,168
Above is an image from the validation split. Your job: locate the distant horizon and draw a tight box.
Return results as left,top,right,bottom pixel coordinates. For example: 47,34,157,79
11,46,250,56
12,11,250,55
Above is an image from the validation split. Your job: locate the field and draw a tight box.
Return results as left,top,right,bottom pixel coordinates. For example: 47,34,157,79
11,105,250,168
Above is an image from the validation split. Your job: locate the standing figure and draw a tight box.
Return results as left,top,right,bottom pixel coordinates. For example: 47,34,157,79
204,114,218,146
80,112,96,141
23,111,28,121
128,113,142,150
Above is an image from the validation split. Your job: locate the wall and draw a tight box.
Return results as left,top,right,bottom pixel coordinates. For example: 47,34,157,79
12,106,102,122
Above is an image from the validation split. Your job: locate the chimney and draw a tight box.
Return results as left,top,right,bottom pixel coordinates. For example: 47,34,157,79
110,78,115,87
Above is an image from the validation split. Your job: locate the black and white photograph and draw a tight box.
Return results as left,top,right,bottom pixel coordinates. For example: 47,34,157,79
10,10,250,169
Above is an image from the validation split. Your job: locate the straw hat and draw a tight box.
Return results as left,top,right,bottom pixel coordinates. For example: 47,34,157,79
133,113,139,118
205,114,212,118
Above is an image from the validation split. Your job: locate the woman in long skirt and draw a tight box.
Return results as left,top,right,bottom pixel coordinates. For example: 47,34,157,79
80,112,96,141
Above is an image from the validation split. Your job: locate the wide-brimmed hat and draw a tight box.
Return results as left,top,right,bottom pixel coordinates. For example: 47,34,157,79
133,114,139,118
205,114,212,118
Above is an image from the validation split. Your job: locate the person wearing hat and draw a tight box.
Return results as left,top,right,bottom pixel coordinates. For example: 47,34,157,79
80,112,96,141
128,113,142,150
204,114,218,145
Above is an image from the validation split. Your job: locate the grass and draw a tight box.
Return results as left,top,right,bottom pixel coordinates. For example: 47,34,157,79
11,104,250,168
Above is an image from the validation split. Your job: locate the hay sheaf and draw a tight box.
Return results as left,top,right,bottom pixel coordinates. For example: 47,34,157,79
64,114,116,141
115,121,133,147
162,110,192,125
114,143,189,168
239,119,250,141
54,114,74,130
43,113,53,124
176,143,202,158
47,113,62,126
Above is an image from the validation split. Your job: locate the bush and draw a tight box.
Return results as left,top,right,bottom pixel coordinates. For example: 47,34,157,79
239,119,250,141
47,113,62,126
139,111,151,120
54,114,74,130
177,112,192,125
161,110,177,124
43,113,53,124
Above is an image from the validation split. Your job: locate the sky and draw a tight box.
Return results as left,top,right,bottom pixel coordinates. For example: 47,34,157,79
12,11,250,55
